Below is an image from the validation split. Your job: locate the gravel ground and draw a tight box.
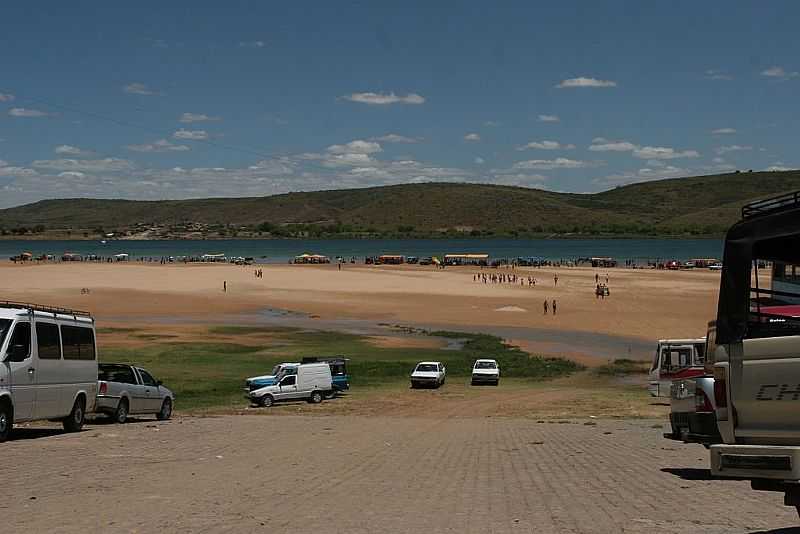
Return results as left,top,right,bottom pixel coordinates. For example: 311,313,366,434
1,415,797,533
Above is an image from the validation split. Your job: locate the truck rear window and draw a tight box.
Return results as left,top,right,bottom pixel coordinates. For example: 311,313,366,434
748,259,800,339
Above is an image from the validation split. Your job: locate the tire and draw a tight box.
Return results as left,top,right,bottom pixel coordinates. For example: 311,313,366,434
63,396,86,433
156,398,172,421
113,398,129,424
494,380,500,386
259,395,274,408
470,380,476,386
0,400,12,443
410,382,417,389
309,391,323,404
323,390,336,400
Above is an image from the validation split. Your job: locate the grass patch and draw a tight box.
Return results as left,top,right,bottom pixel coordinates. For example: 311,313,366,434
100,328,582,411
594,358,649,376
96,327,140,334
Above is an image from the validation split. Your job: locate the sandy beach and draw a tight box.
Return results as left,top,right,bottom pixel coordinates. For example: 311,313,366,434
1,261,724,361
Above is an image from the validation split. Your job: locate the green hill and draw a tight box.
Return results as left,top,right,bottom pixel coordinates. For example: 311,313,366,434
1,170,798,238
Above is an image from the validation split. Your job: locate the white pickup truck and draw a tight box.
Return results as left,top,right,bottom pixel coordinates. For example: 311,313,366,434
707,191,800,517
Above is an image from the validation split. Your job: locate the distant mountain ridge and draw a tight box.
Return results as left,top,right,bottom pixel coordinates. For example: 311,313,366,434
1,170,798,238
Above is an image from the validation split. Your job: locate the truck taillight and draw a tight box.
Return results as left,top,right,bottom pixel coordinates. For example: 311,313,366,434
713,368,727,409
695,388,713,413
99,382,107,395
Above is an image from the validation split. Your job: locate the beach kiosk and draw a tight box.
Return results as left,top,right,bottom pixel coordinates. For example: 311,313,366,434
201,253,227,263
293,253,330,264
443,253,489,266
114,253,130,262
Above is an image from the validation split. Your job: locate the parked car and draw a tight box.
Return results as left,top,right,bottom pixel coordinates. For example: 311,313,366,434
244,362,299,392
471,359,500,385
708,262,723,271
418,257,433,266
406,256,419,264
0,302,98,442
96,363,174,423
247,362,333,407
664,322,721,446
410,361,446,388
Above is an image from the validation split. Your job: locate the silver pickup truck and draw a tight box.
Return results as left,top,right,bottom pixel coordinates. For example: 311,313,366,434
96,363,174,423
707,191,800,517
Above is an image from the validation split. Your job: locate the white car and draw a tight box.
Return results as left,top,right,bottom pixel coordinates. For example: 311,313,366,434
708,262,723,271
410,361,446,389
471,359,500,385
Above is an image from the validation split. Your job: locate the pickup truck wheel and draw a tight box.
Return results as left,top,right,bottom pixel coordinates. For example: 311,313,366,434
0,401,12,443
259,395,274,408
113,398,129,424
309,391,323,404
156,398,172,421
323,390,336,400
63,397,86,433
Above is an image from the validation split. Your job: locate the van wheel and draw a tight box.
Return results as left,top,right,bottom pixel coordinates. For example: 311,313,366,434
63,397,86,433
0,401,12,443
260,395,274,408
309,391,323,404
113,399,129,424
156,398,172,421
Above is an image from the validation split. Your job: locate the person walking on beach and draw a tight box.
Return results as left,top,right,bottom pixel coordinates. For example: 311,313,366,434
552,299,557,316
543,299,548,315
595,273,599,284
553,273,559,286
223,280,227,292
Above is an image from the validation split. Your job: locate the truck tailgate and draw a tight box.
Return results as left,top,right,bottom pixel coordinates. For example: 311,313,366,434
733,336,800,441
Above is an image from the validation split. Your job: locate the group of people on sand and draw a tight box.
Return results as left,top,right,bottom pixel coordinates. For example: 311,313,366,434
254,268,263,278
594,272,611,299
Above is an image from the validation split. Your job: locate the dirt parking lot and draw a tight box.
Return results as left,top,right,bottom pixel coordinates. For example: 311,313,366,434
2,414,797,534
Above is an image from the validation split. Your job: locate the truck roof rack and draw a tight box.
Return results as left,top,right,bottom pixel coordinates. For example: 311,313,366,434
742,190,800,220
0,301,93,319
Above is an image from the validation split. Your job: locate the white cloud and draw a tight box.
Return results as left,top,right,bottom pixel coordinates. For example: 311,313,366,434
0,165,37,177
31,158,134,172
0,93,14,102
126,139,191,153
9,108,50,117
711,128,736,135
632,146,700,160
716,145,753,155
705,69,732,81
239,40,265,48
326,140,382,155
371,134,421,144
589,138,637,152
464,133,481,142
341,92,425,105
516,140,575,151
512,158,597,170
766,165,793,172
57,171,87,179
55,145,92,156
555,77,617,89
484,121,501,127
761,66,799,79
173,129,209,140
123,83,160,96
474,157,485,165
179,112,220,123
489,173,548,187
538,114,560,123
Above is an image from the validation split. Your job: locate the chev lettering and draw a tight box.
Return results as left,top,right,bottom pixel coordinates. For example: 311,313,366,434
757,384,800,401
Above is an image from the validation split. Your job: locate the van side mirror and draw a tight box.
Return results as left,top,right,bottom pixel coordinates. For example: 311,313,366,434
6,344,29,362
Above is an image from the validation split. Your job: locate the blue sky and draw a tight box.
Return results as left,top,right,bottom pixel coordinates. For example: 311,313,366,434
0,1,798,207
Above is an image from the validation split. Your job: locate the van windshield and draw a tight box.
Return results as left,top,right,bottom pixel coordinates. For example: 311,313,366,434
0,319,10,351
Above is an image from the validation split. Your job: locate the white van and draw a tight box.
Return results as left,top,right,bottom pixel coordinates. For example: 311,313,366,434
0,302,98,441
247,362,332,407
647,338,706,397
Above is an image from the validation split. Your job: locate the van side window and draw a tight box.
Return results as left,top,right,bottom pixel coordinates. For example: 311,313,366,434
8,323,31,359
36,322,61,360
61,326,96,360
